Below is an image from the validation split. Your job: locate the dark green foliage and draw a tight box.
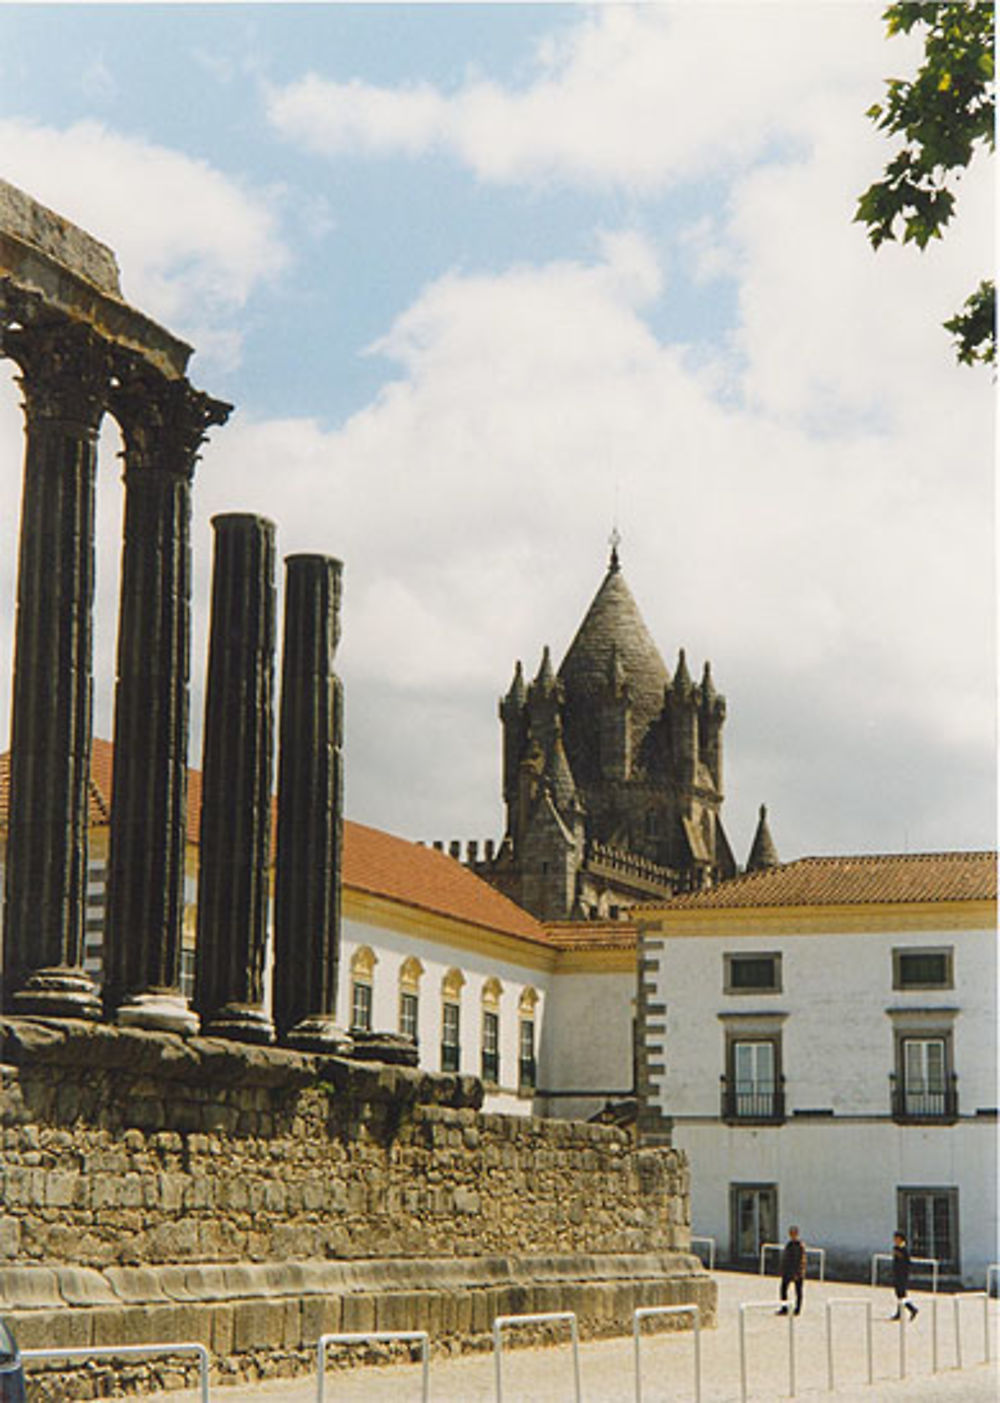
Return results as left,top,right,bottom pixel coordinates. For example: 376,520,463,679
856,3,995,366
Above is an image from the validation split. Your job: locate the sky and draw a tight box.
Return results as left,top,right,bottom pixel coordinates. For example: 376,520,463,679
0,2,994,865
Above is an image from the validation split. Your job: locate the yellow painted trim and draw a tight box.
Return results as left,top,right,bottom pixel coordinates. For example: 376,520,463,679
343,888,558,972
552,947,636,974
640,899,996,938
343,887,637,974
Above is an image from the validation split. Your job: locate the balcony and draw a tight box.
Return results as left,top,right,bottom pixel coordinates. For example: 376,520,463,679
720,1074,786,1125
890,1072,959,1124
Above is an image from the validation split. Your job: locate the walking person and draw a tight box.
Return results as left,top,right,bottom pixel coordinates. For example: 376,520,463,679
889,1229,919,1320
776,1225,807,1315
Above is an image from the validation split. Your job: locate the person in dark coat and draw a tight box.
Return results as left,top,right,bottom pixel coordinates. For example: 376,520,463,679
776,1225,807,1315
889,1230,918,1319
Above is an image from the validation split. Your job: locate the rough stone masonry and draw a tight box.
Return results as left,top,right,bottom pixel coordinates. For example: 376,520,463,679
0,1019,713,1394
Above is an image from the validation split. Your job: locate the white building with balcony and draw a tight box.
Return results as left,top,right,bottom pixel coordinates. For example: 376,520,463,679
638,852,997,1286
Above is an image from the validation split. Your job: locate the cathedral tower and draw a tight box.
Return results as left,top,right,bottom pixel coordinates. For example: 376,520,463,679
483,545,742,921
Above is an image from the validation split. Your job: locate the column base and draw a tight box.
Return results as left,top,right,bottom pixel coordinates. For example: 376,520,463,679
201,1003,275,1045
283,1016,353,1055
11,966,102,1021
115,992,200,1036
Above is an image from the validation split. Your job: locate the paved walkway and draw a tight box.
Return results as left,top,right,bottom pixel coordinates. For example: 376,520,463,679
107,1270,998,1402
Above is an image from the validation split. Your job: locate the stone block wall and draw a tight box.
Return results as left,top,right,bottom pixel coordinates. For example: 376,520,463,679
0,1017,712,1394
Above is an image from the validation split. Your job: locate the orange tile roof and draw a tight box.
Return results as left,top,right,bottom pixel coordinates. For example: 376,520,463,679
543,920,638,951
343,822,550,945
0,742,549,948
645,852,997,911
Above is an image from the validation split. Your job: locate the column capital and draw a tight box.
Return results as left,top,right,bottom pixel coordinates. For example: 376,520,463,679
111,362,231,480
4,319,112,432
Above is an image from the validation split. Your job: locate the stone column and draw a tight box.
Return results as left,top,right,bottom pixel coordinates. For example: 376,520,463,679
1,321,108,1018
103,368,229,1032
272,554,350,1050
194,513,276,1043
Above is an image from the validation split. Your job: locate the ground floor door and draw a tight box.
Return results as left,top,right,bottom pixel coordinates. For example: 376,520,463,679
730,1183,778,1265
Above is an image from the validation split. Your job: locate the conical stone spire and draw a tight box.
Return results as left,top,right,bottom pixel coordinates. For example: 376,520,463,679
746,804,780,871
504,659,526,709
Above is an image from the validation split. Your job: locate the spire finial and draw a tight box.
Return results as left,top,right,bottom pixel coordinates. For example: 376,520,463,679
608,525,621,572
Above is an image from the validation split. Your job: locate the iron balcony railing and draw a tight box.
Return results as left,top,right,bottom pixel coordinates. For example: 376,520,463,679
890,1071,959,1122
720,1074,786,1124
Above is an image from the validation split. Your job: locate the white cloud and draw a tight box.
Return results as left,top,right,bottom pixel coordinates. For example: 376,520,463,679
0,118,287,361
267,6,901,192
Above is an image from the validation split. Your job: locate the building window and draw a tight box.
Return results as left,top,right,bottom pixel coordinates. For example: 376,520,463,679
351,980,373,1032
518,987,538,1094
441,968,465,1073
892,1033,957,1121
349,946,377,1033
399,991,419,1042
722,1036,784,1122
482,1010,500,1084
398,956,423,1043
481,977,503,1085
730,1183,778,1264
441,1002,461,1071
724,952,782,994
898,1187,959,1275
893,947,953,990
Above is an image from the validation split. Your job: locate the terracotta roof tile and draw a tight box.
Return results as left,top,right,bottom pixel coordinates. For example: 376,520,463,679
343,824,550,945
644,852,997,911
544,920,638,951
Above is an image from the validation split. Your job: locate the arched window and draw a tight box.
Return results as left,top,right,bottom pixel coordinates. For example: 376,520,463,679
398,956,424,1043
518,987,538,1094
349,946,377,1033
441,968,465,1073
481,977,503,1086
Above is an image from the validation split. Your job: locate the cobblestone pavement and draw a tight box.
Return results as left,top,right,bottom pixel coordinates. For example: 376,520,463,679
112,1270,999,1402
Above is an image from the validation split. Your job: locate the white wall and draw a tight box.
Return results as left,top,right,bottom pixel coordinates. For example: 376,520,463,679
677,1120,997,1287
341,917,552,1115
537,969,635,1121
647,921,997,1285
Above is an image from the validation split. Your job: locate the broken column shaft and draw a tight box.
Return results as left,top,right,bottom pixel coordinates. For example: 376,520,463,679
272,554,349,1050
195,513,277,1044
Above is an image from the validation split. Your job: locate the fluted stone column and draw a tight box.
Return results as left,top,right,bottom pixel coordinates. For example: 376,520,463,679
1,321,108,1018
272,554,350,1050
103,369,229,1032
194,513,276,1044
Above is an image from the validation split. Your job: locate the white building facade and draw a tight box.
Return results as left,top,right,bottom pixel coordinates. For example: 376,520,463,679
639,853,997,1286
340,825,637,1118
